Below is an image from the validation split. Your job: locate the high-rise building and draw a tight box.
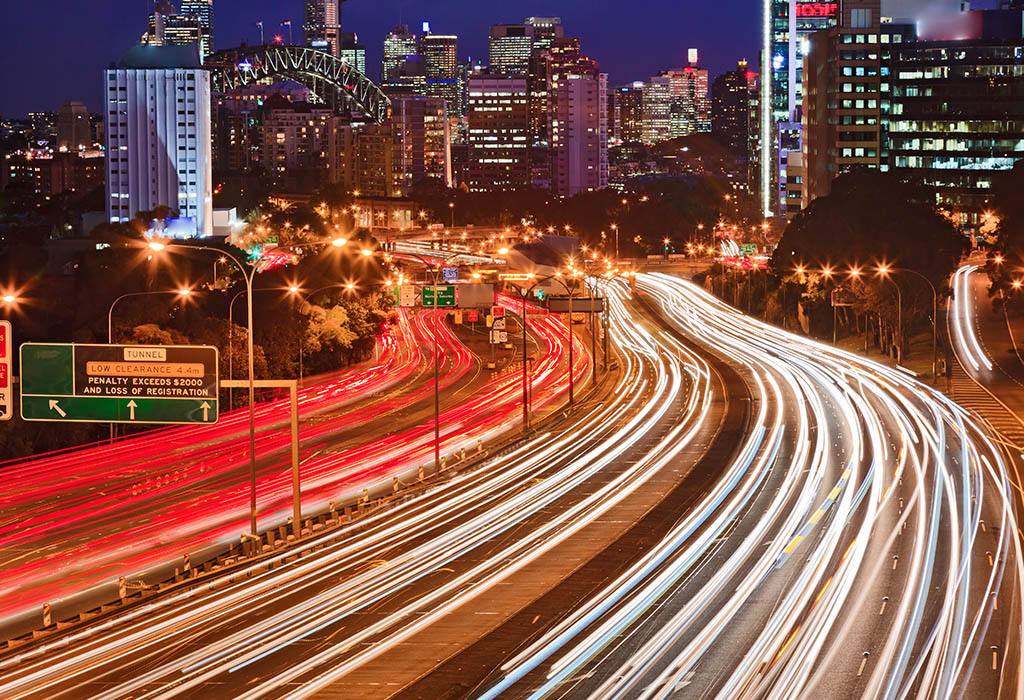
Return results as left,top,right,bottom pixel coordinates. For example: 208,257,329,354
339,33,366,74
179,0,214,57
422,34,458,79
304,0,343,56
712,61,755,155
548,72,608,196
641,77,672,144
421,33,460,114
887,5,1024,224
665,55,710,137
759,0,840,217
382,24,419,84
141,1,212,60
802,0,887,213
57,101,90,152
105,45,212,236
617,82,645,143
488,25,534,76
258,102,346,189
759,0,968,217
391,96,453,188
525,17,564,49
467,76,530,191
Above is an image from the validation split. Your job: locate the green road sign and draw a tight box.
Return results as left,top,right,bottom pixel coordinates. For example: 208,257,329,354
20,343,219,425
422,285,456,308
740,243,758,256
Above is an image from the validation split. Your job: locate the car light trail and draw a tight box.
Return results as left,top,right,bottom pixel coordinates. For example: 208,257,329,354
0,273,1019,700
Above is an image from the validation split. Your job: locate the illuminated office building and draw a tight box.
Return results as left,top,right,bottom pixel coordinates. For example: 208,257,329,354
105,45,212,236
304,0,342,56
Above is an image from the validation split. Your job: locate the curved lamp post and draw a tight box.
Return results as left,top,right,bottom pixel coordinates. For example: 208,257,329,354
107,288,192,442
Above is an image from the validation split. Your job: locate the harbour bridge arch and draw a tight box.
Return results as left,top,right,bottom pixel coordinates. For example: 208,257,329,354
205,45,391,123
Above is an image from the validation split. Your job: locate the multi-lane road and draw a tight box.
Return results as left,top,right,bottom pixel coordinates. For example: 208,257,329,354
1,272,1018,699
0,301,586,638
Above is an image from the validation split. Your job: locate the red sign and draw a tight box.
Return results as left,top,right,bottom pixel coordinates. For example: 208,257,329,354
796,2,837,18
0,363,7,389
467,310,479,323
0,323,5,359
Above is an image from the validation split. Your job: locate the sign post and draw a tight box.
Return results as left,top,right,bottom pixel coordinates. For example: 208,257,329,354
0,321,11,421
20,343,219,424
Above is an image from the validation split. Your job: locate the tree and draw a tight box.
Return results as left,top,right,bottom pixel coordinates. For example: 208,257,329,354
771,172,966,344
985,162,1024,309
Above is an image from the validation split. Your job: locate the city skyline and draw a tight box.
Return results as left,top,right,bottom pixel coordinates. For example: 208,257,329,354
2,0,763,117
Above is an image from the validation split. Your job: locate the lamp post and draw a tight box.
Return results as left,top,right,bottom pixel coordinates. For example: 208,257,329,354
610,224,619,260
877,266,903,364
289,282,362,384
882,266,937,381
508,271,581,427
107,288,192,443
401,250,461,474
149,241,262,535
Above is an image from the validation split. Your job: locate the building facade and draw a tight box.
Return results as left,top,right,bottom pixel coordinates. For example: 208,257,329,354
57,101,91,152
888,10,1024,223
467,76,530,191
488,25,534,76
391,96,453,188
304,0,342,56
104,46,212,236
617,82,645,143
712,61,755,155
338,33,366,74
421,34,460,114
641,76,672,144
548,72,608,196
666,62,711,137
382,25,419,85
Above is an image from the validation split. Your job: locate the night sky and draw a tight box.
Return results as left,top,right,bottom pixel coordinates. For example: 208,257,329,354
1,0,762,117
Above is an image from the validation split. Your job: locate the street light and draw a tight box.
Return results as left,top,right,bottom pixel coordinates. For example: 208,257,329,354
401,250,462,474
876,266,904,365
288,282,363,383
148,242,260,535
107,288,193,442
1,295,16,304
877,266,937,381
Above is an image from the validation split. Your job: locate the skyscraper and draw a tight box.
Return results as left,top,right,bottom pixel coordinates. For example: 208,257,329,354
105,45,212,236
339,32,366,74
712,61,755,155
488,25,534,75
665,58,710,137
179,0,214,57
467,76,530,191
391,96,453,188
421,33,459,113
617,82,645,143
525,17,564,49
141,0,211,60
57,101,90,152
382,24,419,84
760,0,840,217
304,0,343,56
641,77,672,144
548,72,608,196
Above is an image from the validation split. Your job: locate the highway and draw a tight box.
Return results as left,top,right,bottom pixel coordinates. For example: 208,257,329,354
0,275,725,699
948,262,1024,449
0,273,1018,700
444,273,1022,699
0,301,585,636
